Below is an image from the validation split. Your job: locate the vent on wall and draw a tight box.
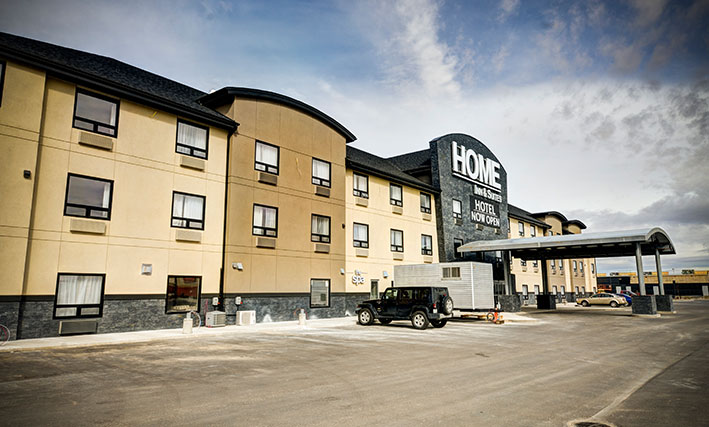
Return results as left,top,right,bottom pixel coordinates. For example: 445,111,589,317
59,320,98,335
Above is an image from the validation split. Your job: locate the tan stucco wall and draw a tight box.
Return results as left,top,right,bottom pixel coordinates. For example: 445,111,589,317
1,70,227,297
345,171,439,295
221,98,347,295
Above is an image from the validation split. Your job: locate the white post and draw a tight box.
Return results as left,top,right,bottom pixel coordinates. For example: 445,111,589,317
655,248,665,296
635,243,646,296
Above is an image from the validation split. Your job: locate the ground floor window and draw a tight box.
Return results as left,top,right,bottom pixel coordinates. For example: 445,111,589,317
310,279,330,308
166,276,201,313
54,274,105,318
534,285,540,295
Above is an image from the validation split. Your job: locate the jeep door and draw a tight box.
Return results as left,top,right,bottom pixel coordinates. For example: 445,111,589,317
396,288,415,317
380,288,398,317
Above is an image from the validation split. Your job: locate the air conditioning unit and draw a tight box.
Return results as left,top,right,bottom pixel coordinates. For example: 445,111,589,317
206,311,226,327
237,310,256,326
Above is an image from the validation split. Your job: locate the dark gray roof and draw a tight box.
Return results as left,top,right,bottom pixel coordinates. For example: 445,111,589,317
0,32,235,130
387,149,432,172
508,204,551,229
200,87,356,143
346,146,437,193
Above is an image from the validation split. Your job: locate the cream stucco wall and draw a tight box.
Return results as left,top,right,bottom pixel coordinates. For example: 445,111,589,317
0,69,228,298
221,98,347,295
345,170,439,295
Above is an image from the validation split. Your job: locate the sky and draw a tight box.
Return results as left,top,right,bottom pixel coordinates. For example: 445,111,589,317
1,0,707,273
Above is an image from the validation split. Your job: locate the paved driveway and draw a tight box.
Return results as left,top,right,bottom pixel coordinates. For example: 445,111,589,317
1,301,707,426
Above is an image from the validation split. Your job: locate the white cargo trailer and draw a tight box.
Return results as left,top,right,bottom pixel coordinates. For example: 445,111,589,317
393,262,495,310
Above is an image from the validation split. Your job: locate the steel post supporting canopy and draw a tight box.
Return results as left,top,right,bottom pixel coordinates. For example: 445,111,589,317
457,228,675,261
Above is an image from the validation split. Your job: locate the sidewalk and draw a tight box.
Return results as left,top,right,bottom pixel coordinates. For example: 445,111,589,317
0,316,359,352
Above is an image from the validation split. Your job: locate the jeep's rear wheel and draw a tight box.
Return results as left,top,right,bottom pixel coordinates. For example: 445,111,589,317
431,319,448,328
411,311,429,330
379,318,392,325
358,308,374,325
441,296,454,315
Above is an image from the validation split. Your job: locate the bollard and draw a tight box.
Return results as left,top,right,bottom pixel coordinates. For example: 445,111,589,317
298,308,306,326
182,313,193,334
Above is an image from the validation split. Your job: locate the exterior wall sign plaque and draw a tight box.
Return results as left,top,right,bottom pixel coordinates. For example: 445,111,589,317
451,140,503,228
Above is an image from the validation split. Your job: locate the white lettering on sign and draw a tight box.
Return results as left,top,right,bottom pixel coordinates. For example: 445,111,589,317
451,140,502,190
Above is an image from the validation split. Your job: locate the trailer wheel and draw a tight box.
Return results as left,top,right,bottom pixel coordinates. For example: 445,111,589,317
441,296,454,315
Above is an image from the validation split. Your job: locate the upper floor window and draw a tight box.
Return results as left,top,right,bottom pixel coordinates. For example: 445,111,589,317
580,262,584,273
530,226,536,237
312,158,331,187
559,260,564,270
73,89,119,137
311,214,331,243
452,199,462,219
521,259,527,266
591,263,595,274
255,141,279,174
353,173,368,198
518,222,525,236
390,229,404,252
64,173,113,220
54,273,104,319
548,230,554,236
353,223,369,248
390,184,403,206
573,260,578,271
420,193,431,213
176,120,208,159
171,192,205,230
253,204,278,237
421,234,433,256
550,259,556,268
0,60,5,107
453,238,463,259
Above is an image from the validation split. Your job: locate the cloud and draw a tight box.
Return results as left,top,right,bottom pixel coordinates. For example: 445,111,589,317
498,0,520,22
628,0,668,27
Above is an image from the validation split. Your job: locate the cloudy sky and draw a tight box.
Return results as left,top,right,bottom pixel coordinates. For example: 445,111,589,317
1,0,707,273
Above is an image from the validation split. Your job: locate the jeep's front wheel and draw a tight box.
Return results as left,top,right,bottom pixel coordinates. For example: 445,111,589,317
358,308,374,325
411,311,429,330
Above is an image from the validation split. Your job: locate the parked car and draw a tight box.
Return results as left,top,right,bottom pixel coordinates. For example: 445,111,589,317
619,290,638,297
356,286,454,329
615,293,632,305
576,292,629,308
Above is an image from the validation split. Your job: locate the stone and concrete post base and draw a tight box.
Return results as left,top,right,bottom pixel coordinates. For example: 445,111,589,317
655,295,674,312
631,295,657,315
536,294,557,310
499,295,522,312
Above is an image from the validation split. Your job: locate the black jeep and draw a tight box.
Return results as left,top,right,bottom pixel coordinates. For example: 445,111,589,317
356,286,454,329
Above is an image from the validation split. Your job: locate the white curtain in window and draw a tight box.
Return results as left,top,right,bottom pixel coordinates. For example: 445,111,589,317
57,275,102,305
174,194,204,219
421,235,431,249
256,142,278,166
390,185,402,201
312,216,329,235
420,193,430,208
254,206,276,228
354,174,367,191
354,224,367,241
312,159,330,179
101,181,110,208
177,122,207,149
391,230,403,246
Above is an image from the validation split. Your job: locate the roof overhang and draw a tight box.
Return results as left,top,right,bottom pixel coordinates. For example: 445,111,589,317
458,227,675,260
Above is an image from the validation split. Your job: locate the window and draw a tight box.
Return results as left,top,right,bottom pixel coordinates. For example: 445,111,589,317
534,285,540,295
353,223,369,248
253,204,278,237
551,259,556,268
64,173,113,220
311,214,330,243
390,229,404,252
573,260,578,271
561,286,566,294
72,89,119,137
390,184,403,206
580,262,584,273
165,276,201,313
421,234,433,255
559,260,564,270
452,199,462,219
54,273,105,318
442,266,461,279
530,226,536,237
453,238,463,259
549,230,554,236
176,120,208,159
522,285,528,295
255,141,279,174
521,259,527,266
171,192,205,230
312,158,331,187
353,173,368,198
533,260,538,267
591,263,595,274
518,222,525,236
0,60,5,107
310,279,330,307
552,286,558,295
420,193,431,213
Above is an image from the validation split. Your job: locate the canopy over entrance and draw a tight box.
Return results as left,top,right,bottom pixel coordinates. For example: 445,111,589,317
458,227,675,299
457,227,675,260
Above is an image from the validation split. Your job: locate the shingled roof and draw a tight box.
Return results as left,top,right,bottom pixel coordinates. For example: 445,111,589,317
0,32,235,130
387,148,432,172
346,146,437,193
508,204,551,229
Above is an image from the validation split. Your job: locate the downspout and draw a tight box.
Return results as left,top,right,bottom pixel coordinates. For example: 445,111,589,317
218,122,237,312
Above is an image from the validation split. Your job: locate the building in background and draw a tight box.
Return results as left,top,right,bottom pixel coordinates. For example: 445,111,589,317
598,269,708,296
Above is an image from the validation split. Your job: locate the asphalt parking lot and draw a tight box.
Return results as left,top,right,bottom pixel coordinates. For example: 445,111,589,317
1,300,707,427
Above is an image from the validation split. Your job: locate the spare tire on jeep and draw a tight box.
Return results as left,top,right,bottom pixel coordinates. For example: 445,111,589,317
440,296,454,315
